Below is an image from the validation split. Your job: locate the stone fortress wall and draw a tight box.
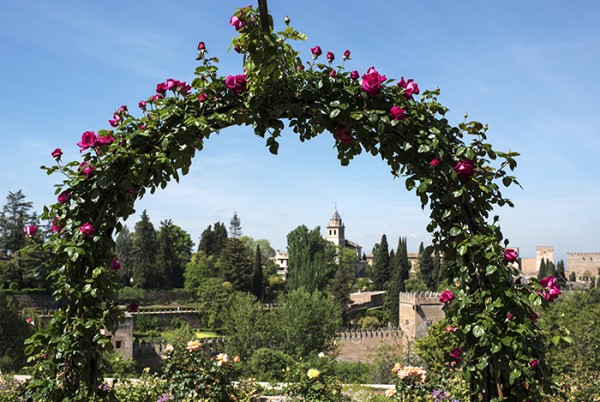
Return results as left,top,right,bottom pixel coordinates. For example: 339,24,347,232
398,291,445,342
566,252,600,280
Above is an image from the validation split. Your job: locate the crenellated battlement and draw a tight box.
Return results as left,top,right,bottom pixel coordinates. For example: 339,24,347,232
566,252,600,257
399,291,441,305
338,327,401,340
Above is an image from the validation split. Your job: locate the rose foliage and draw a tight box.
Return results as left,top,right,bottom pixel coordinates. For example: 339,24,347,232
24,5,565,401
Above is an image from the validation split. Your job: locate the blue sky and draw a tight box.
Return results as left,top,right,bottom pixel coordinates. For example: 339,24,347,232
1,1,599,261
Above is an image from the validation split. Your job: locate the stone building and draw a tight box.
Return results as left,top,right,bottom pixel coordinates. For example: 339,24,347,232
566,252,600,280
398,291,445,342
519,246,554,277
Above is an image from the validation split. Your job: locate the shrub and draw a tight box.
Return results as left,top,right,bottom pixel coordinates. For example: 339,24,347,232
333,361,375,384
135,315,159,332
246,348,294,382
285,353,346,402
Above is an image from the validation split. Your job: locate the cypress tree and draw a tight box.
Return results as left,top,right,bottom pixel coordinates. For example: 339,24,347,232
251,245,264,301
537,259,548,280
556,260,567,286
372,234,391,290
418,243,436,291
115,225,134,286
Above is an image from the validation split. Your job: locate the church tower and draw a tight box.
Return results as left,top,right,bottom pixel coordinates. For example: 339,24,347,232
326,208,345,247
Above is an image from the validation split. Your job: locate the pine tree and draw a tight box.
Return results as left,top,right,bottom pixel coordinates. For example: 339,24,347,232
220,238,253,292
131,211,159,289
198,222,228,257
251,245,264,301
372,234,391,290
157,220,182,289
229,212,242,239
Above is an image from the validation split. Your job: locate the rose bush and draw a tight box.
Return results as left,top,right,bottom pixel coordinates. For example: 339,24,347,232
23,4,565,401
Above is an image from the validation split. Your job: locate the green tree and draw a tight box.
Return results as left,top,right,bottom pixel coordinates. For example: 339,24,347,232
229,212,242,239
330,247,358,324
556,259,566,286
197,222,228,257
193,278,234,330
240,235,276,259
222,292,266,360
220,238,253,292
0,294,33,371
114,225,134,286
156,220,182,289
569,271,577,282
395,236,410,281
251,245,264,301
184,251,219,293
387,251,406,326
271,289,342,357
287,225,336,292
131,210,159,288
372,234,391,290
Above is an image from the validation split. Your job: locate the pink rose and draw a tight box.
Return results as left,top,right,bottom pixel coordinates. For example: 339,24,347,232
439,290,455,304
198,93,208,102
389,105,406,121
506,312,514,321
326,51,335,62
110,258,122,271
77,131,98,151
445,325,457,333
454,160,475,179
116,105,128,115
504,248,518,263
343,50,351,59
430,157,440,167
528,359,539,368
52,148,63,159
350,70,359,80
225,74,247,95
165,78,176,91
156,82,167,94
297,65,305,71
58,190,71,204
329,70,336,78
335,124,353,145
230,15,244,31
138,100,147,110
539,276,561,302
310,45,322,57
51,217,63,233
26,317,34,325
398,77,420,99
361,67,386,97
24,225,37,237
153,94,163,101
108,114,121,128
197,41,206,51
80,222,94,237
449,347,463,362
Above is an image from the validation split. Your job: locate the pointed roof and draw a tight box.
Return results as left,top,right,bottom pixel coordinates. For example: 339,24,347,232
330,208,342,222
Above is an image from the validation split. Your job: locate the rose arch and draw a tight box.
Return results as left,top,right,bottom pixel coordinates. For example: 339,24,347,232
26,4,562,401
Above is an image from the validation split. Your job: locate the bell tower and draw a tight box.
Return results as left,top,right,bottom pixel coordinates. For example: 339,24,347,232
326,208,345,247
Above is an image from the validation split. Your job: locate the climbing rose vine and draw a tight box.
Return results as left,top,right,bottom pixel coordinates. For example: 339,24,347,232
23,5,566,401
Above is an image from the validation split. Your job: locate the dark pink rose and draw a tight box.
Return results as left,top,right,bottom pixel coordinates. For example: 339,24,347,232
343,50,351,59
77,131,98,151
138,100,147,110
51,217,63,233
439,290,455,304
156,82,167,94
326,51,335,62
198,93,208,102
96,135,114,147
504,248,518,262
329,70,336,78
58,190,71,204
108,114,121,128
197,41,206,51
225,74,247,95
23,225,37,237
80,222,94,237
506,312,514,321
389,105,406,120
26,317,33,325
52,148,63,159
361,67,386,97
297,65,305,71
335,124,353,145
230,15,244,31
310,45,322,57
128,302,139,312
430,157,440,167
530,313,538,323
153,94,163,101
539,276,561,302
398,77,420,99
165,78,176,91
449,347,463,362
110,258,122,271
528,359,539,368
350,70,359,80
116,105,127,115
454,160,475,179
79,162,95,178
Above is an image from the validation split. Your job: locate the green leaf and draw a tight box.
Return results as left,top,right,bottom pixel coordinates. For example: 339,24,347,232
551,335,561,346
491,343,502,353
473,325,485,337
485,265,497,275
329,108,340,119
509,368,521,385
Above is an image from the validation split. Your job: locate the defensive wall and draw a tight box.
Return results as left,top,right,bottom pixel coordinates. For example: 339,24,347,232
398,291,445,341
566,252,600,280
336,327,402,362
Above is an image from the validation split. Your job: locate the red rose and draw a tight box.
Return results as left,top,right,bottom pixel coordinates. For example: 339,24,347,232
361,67,386,97
430,158,440,167
51,148,63,159
454,160,475,179
335,124,353,145
389,105,406,121
504,248,518,262
439,290,455,304
80,222,95,237
310,45,322,57
225,74,247,95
